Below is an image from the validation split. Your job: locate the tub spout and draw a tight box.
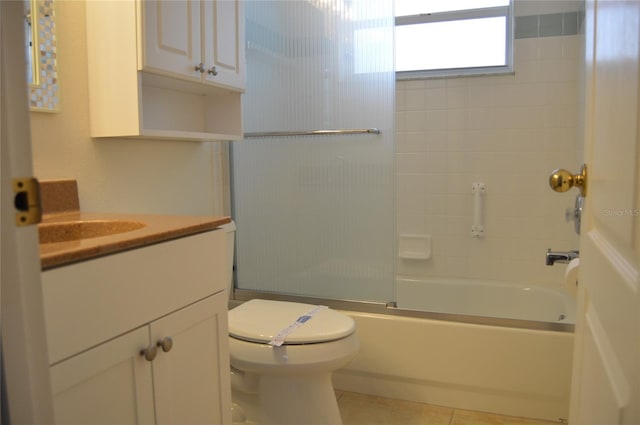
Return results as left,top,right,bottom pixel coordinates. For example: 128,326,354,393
545,249,579,266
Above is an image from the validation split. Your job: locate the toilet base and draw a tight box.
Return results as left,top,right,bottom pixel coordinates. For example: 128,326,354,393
257,373,342,425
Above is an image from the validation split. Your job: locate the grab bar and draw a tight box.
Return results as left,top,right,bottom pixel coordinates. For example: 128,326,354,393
244,128,381,138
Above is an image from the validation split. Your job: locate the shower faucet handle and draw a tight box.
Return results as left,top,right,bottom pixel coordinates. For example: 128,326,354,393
545,249,579,266
565,194,584,235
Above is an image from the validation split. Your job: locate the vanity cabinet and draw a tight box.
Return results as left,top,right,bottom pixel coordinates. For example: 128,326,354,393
42,230,231,424
85,0,245,142
50,294,230,425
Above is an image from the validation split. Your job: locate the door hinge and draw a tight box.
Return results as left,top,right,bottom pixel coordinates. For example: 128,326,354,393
12,177,42,226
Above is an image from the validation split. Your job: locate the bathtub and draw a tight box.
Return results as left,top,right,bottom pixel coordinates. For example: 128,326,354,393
395,277,576,324
234,278,575,422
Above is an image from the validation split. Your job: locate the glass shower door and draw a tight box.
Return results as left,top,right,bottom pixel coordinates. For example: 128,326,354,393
231,0,395,303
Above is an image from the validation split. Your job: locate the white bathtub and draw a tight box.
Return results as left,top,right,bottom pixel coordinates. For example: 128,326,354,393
395,277,576,324
332,278,575,422
235,278,575,421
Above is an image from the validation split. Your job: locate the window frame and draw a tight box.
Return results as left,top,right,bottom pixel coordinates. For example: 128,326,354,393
395,3,514,80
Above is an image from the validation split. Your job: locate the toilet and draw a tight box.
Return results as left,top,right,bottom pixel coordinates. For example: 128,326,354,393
221,222,360,425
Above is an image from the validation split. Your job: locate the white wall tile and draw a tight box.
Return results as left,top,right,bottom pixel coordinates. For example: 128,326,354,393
446,86,468,108
396,213,428,234
562,35,581,59
468,85,498,107
405,110,426,131
447,109,468,130
425,88,447,110
424,194,447,214
424,110,448,131
513,60,539,83
404,80,427,90
467,108,496,130
395,87,407,111
397,191,427,215
404,89,426,111
396,173,428,193
394,31,582,286
424,131,448,151
539,37,564,60
514,39,540,62
395,122,406,140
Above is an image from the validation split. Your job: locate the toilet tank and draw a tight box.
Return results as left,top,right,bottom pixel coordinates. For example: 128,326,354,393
219,221,236,295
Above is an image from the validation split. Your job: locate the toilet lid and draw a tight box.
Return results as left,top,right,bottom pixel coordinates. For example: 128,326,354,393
228,299,355,345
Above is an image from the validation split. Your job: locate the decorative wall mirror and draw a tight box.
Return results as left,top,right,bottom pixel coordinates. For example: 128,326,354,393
24,0,59,112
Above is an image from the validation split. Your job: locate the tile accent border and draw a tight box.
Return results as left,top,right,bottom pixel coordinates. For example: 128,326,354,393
515,11,585,39
29,0,59,112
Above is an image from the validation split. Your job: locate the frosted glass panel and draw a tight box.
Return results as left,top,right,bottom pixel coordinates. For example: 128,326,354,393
231,0,395,302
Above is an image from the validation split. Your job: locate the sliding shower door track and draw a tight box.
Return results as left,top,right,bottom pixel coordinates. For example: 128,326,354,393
232,289,574,332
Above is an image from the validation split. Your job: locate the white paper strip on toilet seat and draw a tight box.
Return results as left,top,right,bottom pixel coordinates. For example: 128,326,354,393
268,305,329,347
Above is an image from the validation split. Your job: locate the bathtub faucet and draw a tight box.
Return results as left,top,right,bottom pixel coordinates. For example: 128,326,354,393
545,249,579,266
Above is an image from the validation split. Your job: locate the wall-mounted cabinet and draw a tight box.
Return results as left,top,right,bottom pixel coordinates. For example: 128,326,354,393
85,0,245,142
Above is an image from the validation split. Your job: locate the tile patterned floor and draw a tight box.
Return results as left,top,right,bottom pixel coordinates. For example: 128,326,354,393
337,391,562,425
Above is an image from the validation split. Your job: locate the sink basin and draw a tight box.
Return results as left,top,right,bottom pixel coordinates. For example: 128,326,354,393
38,220,146,244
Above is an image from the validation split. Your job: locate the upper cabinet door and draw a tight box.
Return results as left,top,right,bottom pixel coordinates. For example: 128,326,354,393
202,0,246,90
143,0,202,82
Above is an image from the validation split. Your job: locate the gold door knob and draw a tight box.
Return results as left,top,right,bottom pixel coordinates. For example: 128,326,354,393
549,164,587,196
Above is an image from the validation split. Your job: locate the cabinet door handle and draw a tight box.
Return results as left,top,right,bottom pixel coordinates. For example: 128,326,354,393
207,66,218,76
157,336,173,353
194,62,206,74
140,345,157,362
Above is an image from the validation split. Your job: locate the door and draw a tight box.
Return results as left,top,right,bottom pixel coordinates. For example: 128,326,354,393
151,294,232,425
0,1,54,423
50,327,155,424
569,0,640,423
202,0,245,89
143,0,202,81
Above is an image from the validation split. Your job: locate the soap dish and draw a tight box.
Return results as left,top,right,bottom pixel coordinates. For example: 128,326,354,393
398,234,431,260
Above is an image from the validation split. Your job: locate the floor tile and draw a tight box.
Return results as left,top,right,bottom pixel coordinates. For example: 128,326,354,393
450,409,560,425
338,391,453,425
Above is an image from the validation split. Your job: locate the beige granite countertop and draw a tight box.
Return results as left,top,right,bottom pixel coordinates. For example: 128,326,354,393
39,212,231,270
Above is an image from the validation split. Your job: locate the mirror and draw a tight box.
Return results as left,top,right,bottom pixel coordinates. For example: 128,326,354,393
24,0,59,112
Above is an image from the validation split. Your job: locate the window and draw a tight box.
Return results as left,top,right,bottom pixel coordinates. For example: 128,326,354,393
395,0,513,79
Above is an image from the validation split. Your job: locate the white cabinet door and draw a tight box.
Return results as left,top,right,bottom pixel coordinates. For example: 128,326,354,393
50,327,156,425
152,294,232,425
202,0,246,90
143,0,202,82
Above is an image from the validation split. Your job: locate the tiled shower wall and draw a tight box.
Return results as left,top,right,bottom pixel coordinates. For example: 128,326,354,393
395,1,584,289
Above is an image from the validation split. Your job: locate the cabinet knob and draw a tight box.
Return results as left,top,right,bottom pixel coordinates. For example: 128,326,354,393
207,66,218,76
140,345,157,362
194,62,206,74
157,336,173,353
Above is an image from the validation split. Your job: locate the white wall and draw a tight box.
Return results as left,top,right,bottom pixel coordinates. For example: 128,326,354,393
395,2,583,289
30,0,229,217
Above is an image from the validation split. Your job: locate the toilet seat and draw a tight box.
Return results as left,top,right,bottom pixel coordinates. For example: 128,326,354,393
228,299,355,345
